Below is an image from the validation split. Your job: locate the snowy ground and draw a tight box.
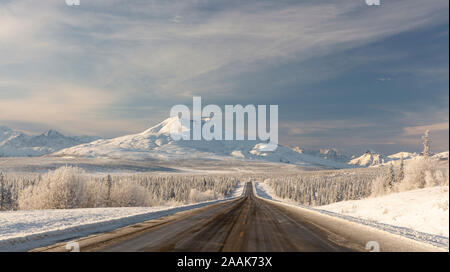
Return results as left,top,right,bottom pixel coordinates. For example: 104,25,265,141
320,186,449,237
255,181,449,249
0,182,245,252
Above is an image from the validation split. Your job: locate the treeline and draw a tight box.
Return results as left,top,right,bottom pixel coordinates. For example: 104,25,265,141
0,166,240,210
260,157,448,206
2,156,446,211
258,168,381,206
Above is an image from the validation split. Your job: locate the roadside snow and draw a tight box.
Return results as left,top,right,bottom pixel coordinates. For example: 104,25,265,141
230,181,246,197
320,186,449,237
254,181,449,249
0,183,245,252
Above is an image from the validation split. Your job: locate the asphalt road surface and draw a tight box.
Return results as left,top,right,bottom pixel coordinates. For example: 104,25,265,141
98,182,351,252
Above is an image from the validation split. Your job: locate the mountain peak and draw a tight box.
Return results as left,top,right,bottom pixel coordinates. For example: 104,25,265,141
0,127,99,157
53,117,351,168
349,151,385,167
43,129,64,137
0,125,12,132
140,116,185,136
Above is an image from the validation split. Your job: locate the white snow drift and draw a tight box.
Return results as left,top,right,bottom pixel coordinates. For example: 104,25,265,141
320,186,449,237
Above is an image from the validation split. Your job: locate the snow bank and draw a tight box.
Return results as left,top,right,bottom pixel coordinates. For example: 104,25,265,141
230,181,246,197
320,186,449,237
0,182,245,252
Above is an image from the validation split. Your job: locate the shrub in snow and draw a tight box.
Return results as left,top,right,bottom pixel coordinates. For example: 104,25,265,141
3,166,240,210
19,166,86,210
397,157,448,192
370,157,449,197
82,179,109,208
109,181,152,207
370,175,388,197
189,189,216,203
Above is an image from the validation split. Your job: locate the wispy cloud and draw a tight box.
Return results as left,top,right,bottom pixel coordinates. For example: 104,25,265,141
0,81,129,135
403,122,449,136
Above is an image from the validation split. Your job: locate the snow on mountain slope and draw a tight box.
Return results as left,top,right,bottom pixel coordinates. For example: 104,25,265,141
387,152,418,160
292,147,349,162
349,150,448,168
0,126,21,144
0,126,99,157
54,117,350,168
433,151,449,161
348,150,386,167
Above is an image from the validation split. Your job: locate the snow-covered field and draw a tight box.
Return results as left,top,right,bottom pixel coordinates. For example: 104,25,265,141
255,181,449,249
319,186,449,237
0,181,245,252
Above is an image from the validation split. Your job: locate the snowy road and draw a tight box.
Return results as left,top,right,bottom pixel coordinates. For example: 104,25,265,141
33,182,444,252
99,182,347,252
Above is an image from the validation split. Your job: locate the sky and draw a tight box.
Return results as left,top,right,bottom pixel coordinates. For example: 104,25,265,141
0,0,448,155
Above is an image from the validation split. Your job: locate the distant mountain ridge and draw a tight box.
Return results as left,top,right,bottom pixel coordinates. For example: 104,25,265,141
54,117,351,168
3,121,447,168
0,126,99,157
348,150,448,167
291,147,350,162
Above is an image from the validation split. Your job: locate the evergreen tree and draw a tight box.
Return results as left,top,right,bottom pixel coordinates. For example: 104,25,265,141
106,174,112,207
398,156,405,182
386,163,396,190
0,172,4,210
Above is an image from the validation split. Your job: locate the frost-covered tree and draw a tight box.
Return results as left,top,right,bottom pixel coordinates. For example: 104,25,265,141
19,166,86,209
422,130,431,157
105,174,112,207
386,163,396,189
12,166,240,210
0,172,4,210
398,156,405,182
397,156,448,191
261,168,379,206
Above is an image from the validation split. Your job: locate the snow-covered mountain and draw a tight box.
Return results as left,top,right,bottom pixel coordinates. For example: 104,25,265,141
348,150,419,167
0,126,99,157
292,147,350,162
432,151,449,161
348,150,448,167
54,117,350,168
4,121,446,169
348,150,386,167
387,151,418,160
